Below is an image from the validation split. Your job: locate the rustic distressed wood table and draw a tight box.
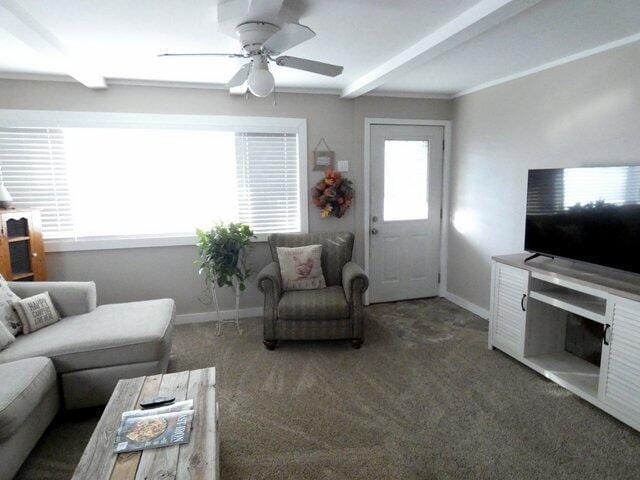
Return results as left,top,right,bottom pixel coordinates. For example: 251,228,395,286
72,368,219,480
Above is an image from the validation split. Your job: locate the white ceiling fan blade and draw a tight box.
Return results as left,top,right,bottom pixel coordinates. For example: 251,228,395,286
227,63,251,88
275,56,343,77
263,24,315,55
158,52,246,58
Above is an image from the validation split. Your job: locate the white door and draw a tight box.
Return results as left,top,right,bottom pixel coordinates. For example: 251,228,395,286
368,124,444,303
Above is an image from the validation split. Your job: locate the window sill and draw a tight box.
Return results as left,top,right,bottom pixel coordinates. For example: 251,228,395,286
45,233,270,253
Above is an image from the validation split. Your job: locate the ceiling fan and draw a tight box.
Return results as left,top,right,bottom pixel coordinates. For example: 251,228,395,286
159,1,343,97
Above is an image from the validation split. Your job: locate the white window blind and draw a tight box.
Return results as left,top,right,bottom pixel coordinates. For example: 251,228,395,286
0,119,305,244
0,127,74,238
235,132,301,234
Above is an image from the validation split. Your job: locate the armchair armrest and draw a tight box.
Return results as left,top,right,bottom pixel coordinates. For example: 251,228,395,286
8,281,97,317
257,262,281,342
342,262,369,302
257,262,282,302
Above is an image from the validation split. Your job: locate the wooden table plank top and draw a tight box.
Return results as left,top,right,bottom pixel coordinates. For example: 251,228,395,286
177,368,218,479
72,368,218,480
109,374,162,480
134,371,190,480
72,377,146,480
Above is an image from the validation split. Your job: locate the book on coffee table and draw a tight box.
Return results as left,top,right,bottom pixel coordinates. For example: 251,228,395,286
113,400,195,453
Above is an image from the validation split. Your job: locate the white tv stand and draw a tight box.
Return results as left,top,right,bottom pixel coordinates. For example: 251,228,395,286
489,254,640,432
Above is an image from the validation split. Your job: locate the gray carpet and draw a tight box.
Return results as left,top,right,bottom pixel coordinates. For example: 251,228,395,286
16,298,640,479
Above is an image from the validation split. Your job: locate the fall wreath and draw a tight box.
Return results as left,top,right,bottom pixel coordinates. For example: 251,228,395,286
312,169,354,218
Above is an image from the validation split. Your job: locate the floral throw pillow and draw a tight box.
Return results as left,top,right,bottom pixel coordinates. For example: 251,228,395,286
276,245,326,291
0,274,23,336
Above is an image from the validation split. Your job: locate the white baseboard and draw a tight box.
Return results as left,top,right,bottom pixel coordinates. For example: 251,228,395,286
177,294,489,325
442,291,489,320
176,307,263,325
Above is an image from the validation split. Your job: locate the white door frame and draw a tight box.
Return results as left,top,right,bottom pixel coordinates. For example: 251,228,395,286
363,118,452,305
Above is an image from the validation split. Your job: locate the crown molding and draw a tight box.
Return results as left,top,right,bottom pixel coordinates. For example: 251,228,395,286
364,91,453,100
0,72,76,83
0,72,454,100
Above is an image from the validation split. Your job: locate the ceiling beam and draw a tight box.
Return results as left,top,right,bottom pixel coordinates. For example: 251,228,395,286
0,0,106,89
340,0,542,99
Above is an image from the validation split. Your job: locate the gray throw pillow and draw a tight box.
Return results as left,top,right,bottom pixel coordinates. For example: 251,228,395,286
14,292,61,334
0,320,15,351
0,274,22,335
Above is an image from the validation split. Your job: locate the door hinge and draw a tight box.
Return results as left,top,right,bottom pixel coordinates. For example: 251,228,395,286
442,139,445,151
439,208,443,219
437,273,441,284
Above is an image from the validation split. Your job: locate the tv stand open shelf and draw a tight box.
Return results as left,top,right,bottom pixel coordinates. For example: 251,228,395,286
490,253,640,432
528,285,606,324
524,351,599,400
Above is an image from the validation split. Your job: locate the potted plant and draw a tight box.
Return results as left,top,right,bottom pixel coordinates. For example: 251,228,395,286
196,222,255,335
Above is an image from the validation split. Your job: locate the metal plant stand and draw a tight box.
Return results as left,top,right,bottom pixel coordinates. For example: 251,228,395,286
210,275,242,336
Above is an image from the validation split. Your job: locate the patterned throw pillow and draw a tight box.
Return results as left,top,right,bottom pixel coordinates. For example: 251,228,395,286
0,320,15,351
0,274,23,335
14,292,60,334
276,244,326,291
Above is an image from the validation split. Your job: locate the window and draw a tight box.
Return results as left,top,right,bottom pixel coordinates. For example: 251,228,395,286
235,132,300,234
383,140,429,221
0,111,307,250
0,127,73,237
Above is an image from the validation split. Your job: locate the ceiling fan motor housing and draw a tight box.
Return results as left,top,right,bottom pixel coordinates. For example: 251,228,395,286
236,22,279,54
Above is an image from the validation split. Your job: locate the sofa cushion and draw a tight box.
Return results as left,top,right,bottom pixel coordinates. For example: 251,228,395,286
0,356,57,442
0,320,14,351
0,275,22,336
278,286,349,321
0,299,175,373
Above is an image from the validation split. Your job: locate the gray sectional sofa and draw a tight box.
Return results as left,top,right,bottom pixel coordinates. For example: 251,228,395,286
0,281,175,480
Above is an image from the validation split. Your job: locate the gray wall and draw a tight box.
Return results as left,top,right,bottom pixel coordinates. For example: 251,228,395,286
448,41,640,311
0,79,451,314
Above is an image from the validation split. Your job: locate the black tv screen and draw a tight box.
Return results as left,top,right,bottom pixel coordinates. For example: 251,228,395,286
525,166,640,274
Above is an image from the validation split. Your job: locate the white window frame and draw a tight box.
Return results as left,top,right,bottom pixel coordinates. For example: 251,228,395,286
0,109,308,252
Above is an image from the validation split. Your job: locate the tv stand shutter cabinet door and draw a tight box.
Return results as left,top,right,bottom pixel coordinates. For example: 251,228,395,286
599,296,640,424
489,262,528,358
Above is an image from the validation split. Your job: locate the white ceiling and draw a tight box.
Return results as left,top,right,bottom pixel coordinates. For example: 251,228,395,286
374,0,640,96
0,0,639,97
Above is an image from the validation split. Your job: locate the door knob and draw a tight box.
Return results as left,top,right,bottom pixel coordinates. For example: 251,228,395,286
371,228,379,235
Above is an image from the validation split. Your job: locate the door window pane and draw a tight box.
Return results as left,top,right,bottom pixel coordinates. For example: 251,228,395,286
383,140,429,221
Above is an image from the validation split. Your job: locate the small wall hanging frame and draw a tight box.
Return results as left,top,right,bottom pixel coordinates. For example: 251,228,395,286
312,138,335,171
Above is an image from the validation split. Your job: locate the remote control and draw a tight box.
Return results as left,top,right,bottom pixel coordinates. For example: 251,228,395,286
140,396,176,409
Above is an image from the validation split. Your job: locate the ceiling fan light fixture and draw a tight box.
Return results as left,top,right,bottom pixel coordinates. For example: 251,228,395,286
248,57,275,97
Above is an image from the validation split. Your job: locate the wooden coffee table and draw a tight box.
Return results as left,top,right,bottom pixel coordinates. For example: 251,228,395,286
72,368,219,480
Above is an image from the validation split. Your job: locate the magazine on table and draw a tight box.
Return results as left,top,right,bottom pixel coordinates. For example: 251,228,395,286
113,399,195,453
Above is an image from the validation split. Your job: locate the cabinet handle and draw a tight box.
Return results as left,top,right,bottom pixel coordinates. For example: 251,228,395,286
521,293,527,312
603,324,611,346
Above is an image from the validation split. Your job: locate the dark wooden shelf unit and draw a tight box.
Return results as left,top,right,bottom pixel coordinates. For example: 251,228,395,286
0,209,46,281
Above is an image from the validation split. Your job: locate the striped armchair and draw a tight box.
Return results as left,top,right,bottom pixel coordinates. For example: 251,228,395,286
257,232,369,350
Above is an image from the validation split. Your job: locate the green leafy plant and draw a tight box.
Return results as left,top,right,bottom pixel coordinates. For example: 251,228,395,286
196,222,255,292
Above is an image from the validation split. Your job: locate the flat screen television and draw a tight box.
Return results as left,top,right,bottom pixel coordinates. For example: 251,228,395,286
525,166,640,274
